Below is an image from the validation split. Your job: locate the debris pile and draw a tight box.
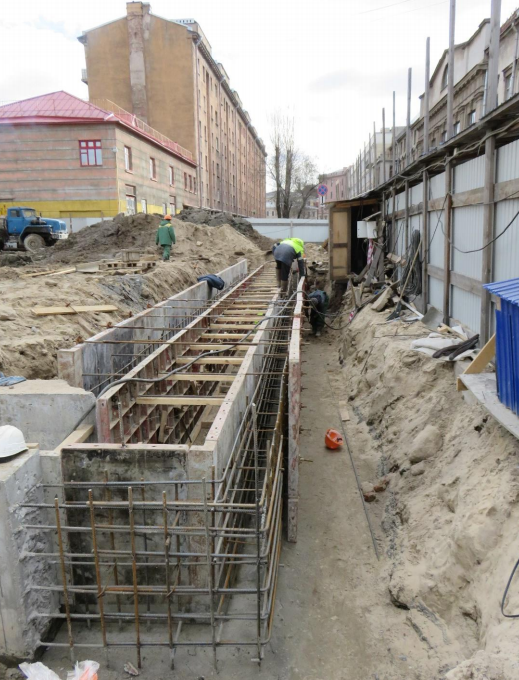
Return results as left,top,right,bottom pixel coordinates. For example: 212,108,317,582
176,207,274,249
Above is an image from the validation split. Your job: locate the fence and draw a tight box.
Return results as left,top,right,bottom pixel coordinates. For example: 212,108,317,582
385,134,519,339
247,218,329,243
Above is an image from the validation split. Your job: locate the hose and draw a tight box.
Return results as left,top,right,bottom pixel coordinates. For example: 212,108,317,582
501,556,519,618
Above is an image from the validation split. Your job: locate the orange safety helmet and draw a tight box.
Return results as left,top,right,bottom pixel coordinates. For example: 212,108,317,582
325,428,344,450
164,214,172,220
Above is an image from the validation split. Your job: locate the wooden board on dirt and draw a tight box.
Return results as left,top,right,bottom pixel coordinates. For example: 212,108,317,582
32,304,119,316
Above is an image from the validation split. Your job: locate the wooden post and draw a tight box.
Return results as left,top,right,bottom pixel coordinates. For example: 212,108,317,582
446,0,455,139
392,90,396,176
382,108,387,183
443,162,452,324
373,121,377,187
486,0,502,115
392,186,397,253
480,135,496,344
406,68,412,167
422,170,429,314
405,180,410,252
379,192,386,280
424,37,430,154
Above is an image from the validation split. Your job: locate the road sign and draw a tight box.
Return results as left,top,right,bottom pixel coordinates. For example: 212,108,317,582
317,184,328,197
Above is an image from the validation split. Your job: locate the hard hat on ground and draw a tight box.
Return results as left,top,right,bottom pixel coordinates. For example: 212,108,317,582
163,215,172,220
0,425,28,459
325,428,344,450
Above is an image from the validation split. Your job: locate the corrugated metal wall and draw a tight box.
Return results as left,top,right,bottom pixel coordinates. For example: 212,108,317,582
453,155,485,192
429,172,445,199
429,276,443,311
497,139,519,182
428,210,444,267
494,198,519,280
451,206,483,279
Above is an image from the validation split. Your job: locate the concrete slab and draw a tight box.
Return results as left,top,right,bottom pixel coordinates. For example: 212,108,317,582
0,380,96,450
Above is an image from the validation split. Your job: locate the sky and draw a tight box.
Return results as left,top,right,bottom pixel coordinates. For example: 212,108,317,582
2,0,519,174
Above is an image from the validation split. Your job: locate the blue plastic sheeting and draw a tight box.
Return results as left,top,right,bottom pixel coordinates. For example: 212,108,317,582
0,372,26,387
484,278,519,414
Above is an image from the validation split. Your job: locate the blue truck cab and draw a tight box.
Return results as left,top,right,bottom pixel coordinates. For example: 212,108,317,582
0,207,68,252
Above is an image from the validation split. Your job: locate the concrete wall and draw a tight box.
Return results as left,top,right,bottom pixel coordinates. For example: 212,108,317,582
0,450,57,659
57,260,248,394
0,380,96,450
287,282,303,543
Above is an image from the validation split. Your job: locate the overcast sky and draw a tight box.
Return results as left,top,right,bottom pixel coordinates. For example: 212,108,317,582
2,0,518,174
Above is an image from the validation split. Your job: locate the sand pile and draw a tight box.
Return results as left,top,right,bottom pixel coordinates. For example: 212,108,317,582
0,222,269,380
176,207,274,250
338,305,519,678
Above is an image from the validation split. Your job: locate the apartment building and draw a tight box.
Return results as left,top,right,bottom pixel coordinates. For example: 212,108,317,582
0,91,197,231
79,2,266,217
392,12,519,172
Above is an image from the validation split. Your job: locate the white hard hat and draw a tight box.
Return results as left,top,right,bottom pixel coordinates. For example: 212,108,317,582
0,425,28,459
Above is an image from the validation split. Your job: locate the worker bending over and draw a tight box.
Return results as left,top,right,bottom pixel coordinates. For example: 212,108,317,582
273,237,306,293
156,215,176,261
306,289,329,337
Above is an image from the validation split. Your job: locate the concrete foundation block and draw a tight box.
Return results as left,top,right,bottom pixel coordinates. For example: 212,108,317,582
0,449,57,659
0,380,96,450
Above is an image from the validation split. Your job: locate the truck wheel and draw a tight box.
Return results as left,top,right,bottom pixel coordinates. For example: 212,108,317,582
23,234,46,252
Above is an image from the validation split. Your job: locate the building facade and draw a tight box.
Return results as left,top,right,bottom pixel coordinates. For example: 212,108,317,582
80,2,266,217
0,92,197,231
265,189,327,219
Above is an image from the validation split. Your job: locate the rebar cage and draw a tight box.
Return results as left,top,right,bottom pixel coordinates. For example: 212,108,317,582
20,274,297,671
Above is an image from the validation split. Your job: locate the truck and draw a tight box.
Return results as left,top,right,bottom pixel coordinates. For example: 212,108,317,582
0,207,69,252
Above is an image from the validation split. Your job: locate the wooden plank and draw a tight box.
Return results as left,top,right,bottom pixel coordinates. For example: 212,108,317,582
158,373,235,382
188,344,249,351
339,401,350,422
427,265,482,297
136,396,225,407
217,316,266,322
458,373,519,440
457,334,495,391
210,324,259,330
21,267,76,279
32,304,119,316
422,170,429,315
56,424,94,453
158,409,168,443
480,135,496,345
443,162,452,324
174,357,243,365
200,333,249,340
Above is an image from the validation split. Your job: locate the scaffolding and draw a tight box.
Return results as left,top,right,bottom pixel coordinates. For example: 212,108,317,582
20,264,298,670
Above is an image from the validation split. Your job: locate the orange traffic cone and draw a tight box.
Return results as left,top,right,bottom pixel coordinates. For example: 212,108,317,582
325,428,344,450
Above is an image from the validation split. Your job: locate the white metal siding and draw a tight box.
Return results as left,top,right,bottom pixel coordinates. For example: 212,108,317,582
497,139,519,182
453,155,485,193
428,210,445,267
247,219,329,243
410,213,421,239
410,182,423,206
395,190,405,211
429,172,446,199
429,276,443,311
451,205,483,279
451,287,480,334
493,198,519,280
394,218,406,256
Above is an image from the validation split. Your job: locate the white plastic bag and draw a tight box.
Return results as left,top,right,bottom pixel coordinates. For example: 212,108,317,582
66,661,99,680
19,662,61,680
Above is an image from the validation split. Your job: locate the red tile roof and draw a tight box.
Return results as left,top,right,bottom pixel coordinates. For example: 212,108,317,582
0,91,112,123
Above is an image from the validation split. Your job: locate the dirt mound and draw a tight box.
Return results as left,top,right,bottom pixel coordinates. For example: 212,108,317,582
338,305,519,678
176,208,274,250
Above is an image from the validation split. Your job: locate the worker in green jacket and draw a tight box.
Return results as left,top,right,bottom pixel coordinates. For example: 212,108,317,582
156,215,176,261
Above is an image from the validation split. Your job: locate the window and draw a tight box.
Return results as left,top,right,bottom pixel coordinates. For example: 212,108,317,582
184,172,188,190
162,204,167,216
189,175,193,192
505,72,513,99
125,185,136,215
468,110,476,126
79,140,102,166
453,121,460,135
169,196,176,215
441,130,448,143
194,177,197,193
149,157,156,180
169,166,175,186
441,64,449,90
124,146,132,172
141,198,147,214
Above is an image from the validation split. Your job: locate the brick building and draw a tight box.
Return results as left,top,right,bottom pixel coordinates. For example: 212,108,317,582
0,91,198,231
80,2,266,217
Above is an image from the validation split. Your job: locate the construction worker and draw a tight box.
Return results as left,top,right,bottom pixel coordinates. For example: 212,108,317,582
156,215,176,261
306,289,329,337
272,237,306,293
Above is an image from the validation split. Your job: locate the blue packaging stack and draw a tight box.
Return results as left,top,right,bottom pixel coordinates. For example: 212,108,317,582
483,278,519,414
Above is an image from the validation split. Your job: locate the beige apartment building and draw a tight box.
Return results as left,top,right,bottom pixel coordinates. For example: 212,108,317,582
79,2,266,217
